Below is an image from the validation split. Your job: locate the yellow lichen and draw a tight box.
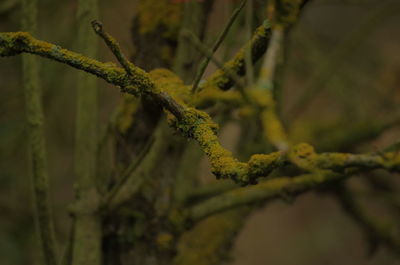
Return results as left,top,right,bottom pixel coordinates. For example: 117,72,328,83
149,68,190,104
156,232,174,250
174,209,248,265
115,94,139,134
289,143,318,171
137,0,182,37
270,0,303,28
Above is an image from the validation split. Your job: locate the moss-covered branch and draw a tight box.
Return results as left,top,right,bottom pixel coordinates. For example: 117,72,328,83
0,31,154,95
189,171,344,221
2,24,400,187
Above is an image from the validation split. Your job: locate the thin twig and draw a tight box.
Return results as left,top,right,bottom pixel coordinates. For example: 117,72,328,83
91,20,134,76
191,0,247,93
244,0,255,86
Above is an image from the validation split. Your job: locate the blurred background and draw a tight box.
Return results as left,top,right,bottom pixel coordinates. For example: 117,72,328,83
0,0,399,264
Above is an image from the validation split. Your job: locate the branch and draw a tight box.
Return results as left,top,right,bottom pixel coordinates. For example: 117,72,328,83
71,0,101,264
189,171,345,221
288,1,400,121
0,0,18,17
21,0,58,264
2,26,400,186
104,121,169,210
0,32,153,95
244,0,254,86
335,184,400,255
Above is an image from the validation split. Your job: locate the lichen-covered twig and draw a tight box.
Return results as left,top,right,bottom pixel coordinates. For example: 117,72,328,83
0,32,153,95
91,20,135,77
189,171,344,221
21,0,58,264
189,142,400,220
191,0,247,93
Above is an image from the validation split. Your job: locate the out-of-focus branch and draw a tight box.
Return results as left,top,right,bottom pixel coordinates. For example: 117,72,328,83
258,27,284,91
257,26,289,151
244,0,255,86
105,121,170,210
21,0,58,264
189,171,344,221
335,184,400,254
71,0,101,264
0,0,18,17
288,0,400,121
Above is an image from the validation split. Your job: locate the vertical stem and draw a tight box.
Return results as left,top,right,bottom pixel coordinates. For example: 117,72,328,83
21,0,58,264
72,0,101,264
244,0,254,86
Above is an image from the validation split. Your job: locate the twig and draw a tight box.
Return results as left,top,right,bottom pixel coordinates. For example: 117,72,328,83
91,20,135,77
244,0,255,86
191,0,247,93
